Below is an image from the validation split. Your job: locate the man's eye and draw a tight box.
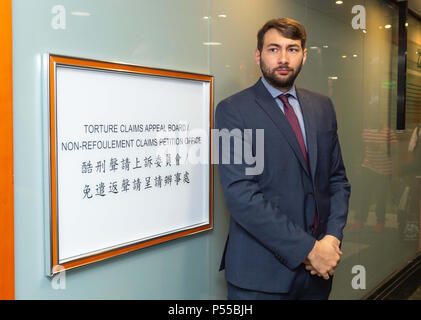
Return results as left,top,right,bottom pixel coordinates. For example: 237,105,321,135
289,48,298,53
269,48,278,52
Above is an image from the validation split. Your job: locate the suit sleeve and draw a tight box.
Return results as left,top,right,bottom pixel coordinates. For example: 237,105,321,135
215,99,316,270
325,98,351,242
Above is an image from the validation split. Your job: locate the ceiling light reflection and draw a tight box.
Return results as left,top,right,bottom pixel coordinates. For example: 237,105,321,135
71,11,91,16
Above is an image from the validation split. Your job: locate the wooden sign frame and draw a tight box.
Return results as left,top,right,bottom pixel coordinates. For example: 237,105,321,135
45,54,213,275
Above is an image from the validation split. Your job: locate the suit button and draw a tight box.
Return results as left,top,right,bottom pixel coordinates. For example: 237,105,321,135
307,192,314,196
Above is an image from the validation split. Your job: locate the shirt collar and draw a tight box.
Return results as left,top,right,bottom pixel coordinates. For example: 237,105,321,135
261,76,297,100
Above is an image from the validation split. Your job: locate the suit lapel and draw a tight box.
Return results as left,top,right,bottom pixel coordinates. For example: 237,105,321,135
296,88,318,182
253,80,310,177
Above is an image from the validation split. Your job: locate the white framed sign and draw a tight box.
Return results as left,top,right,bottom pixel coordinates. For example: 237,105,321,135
45,54,213,274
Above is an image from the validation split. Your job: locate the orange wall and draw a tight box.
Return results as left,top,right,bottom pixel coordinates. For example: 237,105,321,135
0,0,14,300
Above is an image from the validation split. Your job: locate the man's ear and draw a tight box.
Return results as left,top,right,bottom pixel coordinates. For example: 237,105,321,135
302,47,308,65
254,49,261,67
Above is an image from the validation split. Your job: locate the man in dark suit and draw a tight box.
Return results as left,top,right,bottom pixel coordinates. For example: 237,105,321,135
215,18,351,300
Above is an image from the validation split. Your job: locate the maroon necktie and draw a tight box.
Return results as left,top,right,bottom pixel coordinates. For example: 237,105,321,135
278,94,318,232
278,94,309,167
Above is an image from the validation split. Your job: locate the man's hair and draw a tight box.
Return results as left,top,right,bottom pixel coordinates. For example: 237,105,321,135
257,18,307,52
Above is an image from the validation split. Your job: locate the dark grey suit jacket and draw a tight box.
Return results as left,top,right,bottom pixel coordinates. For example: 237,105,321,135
215,78,350,293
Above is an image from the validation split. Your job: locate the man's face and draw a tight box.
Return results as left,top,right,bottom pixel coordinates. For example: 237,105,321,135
255,28,307,92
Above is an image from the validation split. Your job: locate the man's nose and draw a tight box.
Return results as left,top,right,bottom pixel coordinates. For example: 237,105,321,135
278,49,289,65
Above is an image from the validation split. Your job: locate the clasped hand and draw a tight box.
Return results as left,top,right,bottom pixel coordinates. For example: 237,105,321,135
303,235,342,280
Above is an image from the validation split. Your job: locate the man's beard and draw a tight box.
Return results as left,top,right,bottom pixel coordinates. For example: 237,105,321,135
260,57,303,90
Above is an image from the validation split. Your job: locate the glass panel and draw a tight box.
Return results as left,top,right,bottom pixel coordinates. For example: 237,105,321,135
12,0,421,299
210,0,420,299
12,0,212,299
401,12,421,262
